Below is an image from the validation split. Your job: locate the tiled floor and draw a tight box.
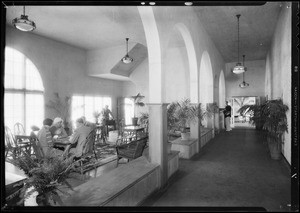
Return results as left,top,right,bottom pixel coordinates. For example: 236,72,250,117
142,128,291,212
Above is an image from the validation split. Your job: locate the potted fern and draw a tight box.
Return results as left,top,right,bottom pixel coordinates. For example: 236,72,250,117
169,98,199,140
261,99,289,160
130,93,145,126
6,150,76,206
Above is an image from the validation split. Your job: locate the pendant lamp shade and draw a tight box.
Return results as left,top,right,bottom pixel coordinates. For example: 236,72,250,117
121,38,133,64
232,14,245,74
12,6,36,32
239,55,249,88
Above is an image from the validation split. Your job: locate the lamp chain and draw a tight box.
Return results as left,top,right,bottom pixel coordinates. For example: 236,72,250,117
237,14,240,64
23,5,25,16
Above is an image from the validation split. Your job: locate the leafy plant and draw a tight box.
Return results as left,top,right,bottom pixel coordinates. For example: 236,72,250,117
46,93,72,133
139,112,149,132
6,150,76,206
169,98,200,133
206,102,219,117
131,93,145,118
261,99,288,136
238,103,264,129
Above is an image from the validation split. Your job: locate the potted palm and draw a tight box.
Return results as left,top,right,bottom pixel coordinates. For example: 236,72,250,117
6,150,76,206
46,93,72,135
261,99,289,160
139,112,149,134
170,98,199,140
130,93,145,126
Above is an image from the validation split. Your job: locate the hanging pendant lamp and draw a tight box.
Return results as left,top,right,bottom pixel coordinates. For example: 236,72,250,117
239,55,249,88
121,38,133,64
232,14,245,74
12,6,36,32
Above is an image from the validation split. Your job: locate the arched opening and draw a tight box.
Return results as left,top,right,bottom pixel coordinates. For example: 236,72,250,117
164,25,190,103
199,51,214,127
4,47,44,134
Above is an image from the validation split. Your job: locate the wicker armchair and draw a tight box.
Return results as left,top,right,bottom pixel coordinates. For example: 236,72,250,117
115,136,148,167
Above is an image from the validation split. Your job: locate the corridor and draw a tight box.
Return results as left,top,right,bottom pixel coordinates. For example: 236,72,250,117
143,128,291,211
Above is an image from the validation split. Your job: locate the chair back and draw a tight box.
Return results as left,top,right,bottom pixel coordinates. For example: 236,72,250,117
82,129,96,156
5,126,17,148
14,122,25,135
133,137,148,158
29,135,44,160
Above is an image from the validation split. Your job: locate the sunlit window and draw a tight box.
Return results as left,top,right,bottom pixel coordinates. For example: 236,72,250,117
124,98,134,125
4,47,44,134
71,95,112,124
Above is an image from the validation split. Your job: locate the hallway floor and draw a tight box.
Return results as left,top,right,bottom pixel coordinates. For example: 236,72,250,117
142,128,291,211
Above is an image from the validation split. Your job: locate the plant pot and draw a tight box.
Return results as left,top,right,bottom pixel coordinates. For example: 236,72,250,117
132,117,138,126
268,135,281,160
181,132,190,140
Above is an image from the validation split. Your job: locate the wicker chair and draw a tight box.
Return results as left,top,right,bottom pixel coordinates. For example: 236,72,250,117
115,136,148,167
67,129,98,178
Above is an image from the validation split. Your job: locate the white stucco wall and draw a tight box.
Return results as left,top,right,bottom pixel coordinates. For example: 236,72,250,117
123,7,225,108
266,4,291,164
5,26,124,119
225,60,266,98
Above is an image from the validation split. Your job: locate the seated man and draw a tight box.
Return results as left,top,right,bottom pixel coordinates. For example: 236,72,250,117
37,118,64,158
64,118,93,160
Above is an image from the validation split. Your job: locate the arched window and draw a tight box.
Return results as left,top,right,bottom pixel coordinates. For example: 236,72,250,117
4,47,44,134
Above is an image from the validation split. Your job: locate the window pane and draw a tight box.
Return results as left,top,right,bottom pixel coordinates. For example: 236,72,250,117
25,94,44,134
4,92,24,133
84,96,94,122
25,59,44,91
94,97,103,114
124,98,134,125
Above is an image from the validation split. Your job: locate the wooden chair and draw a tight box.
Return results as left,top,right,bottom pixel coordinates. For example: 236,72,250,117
115,136,148,167
13,122,25,135
67,129,98,178
29,134,45,161
5,126,19,159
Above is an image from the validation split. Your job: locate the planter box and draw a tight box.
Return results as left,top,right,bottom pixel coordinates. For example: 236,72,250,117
171,138,198,159
168,151,180,178
200,128,213,148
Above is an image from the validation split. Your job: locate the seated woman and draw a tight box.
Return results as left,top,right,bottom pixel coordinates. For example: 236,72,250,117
37,118,64,158
50,117,68,140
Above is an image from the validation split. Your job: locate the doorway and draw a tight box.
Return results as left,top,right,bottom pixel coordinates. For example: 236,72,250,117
231,96,256,128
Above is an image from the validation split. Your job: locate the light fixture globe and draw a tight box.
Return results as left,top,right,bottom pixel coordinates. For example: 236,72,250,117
12,6,36,32
239,55,249,88
121,38,133,64
232,14,245,74
122,54,133,64
239,81,249,88
232,63,246,74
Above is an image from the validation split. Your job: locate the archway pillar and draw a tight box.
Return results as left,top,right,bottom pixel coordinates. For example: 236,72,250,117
148,103,168,189
138,6,168,189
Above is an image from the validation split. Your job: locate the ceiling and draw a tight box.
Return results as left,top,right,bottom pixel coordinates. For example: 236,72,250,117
5,2,282,63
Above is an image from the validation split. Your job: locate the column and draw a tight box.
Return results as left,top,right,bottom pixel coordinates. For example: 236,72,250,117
148,103,168,188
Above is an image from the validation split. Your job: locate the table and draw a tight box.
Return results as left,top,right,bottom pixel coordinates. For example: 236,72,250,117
15,135,33,155
53,138,71,150
123,125,145,142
